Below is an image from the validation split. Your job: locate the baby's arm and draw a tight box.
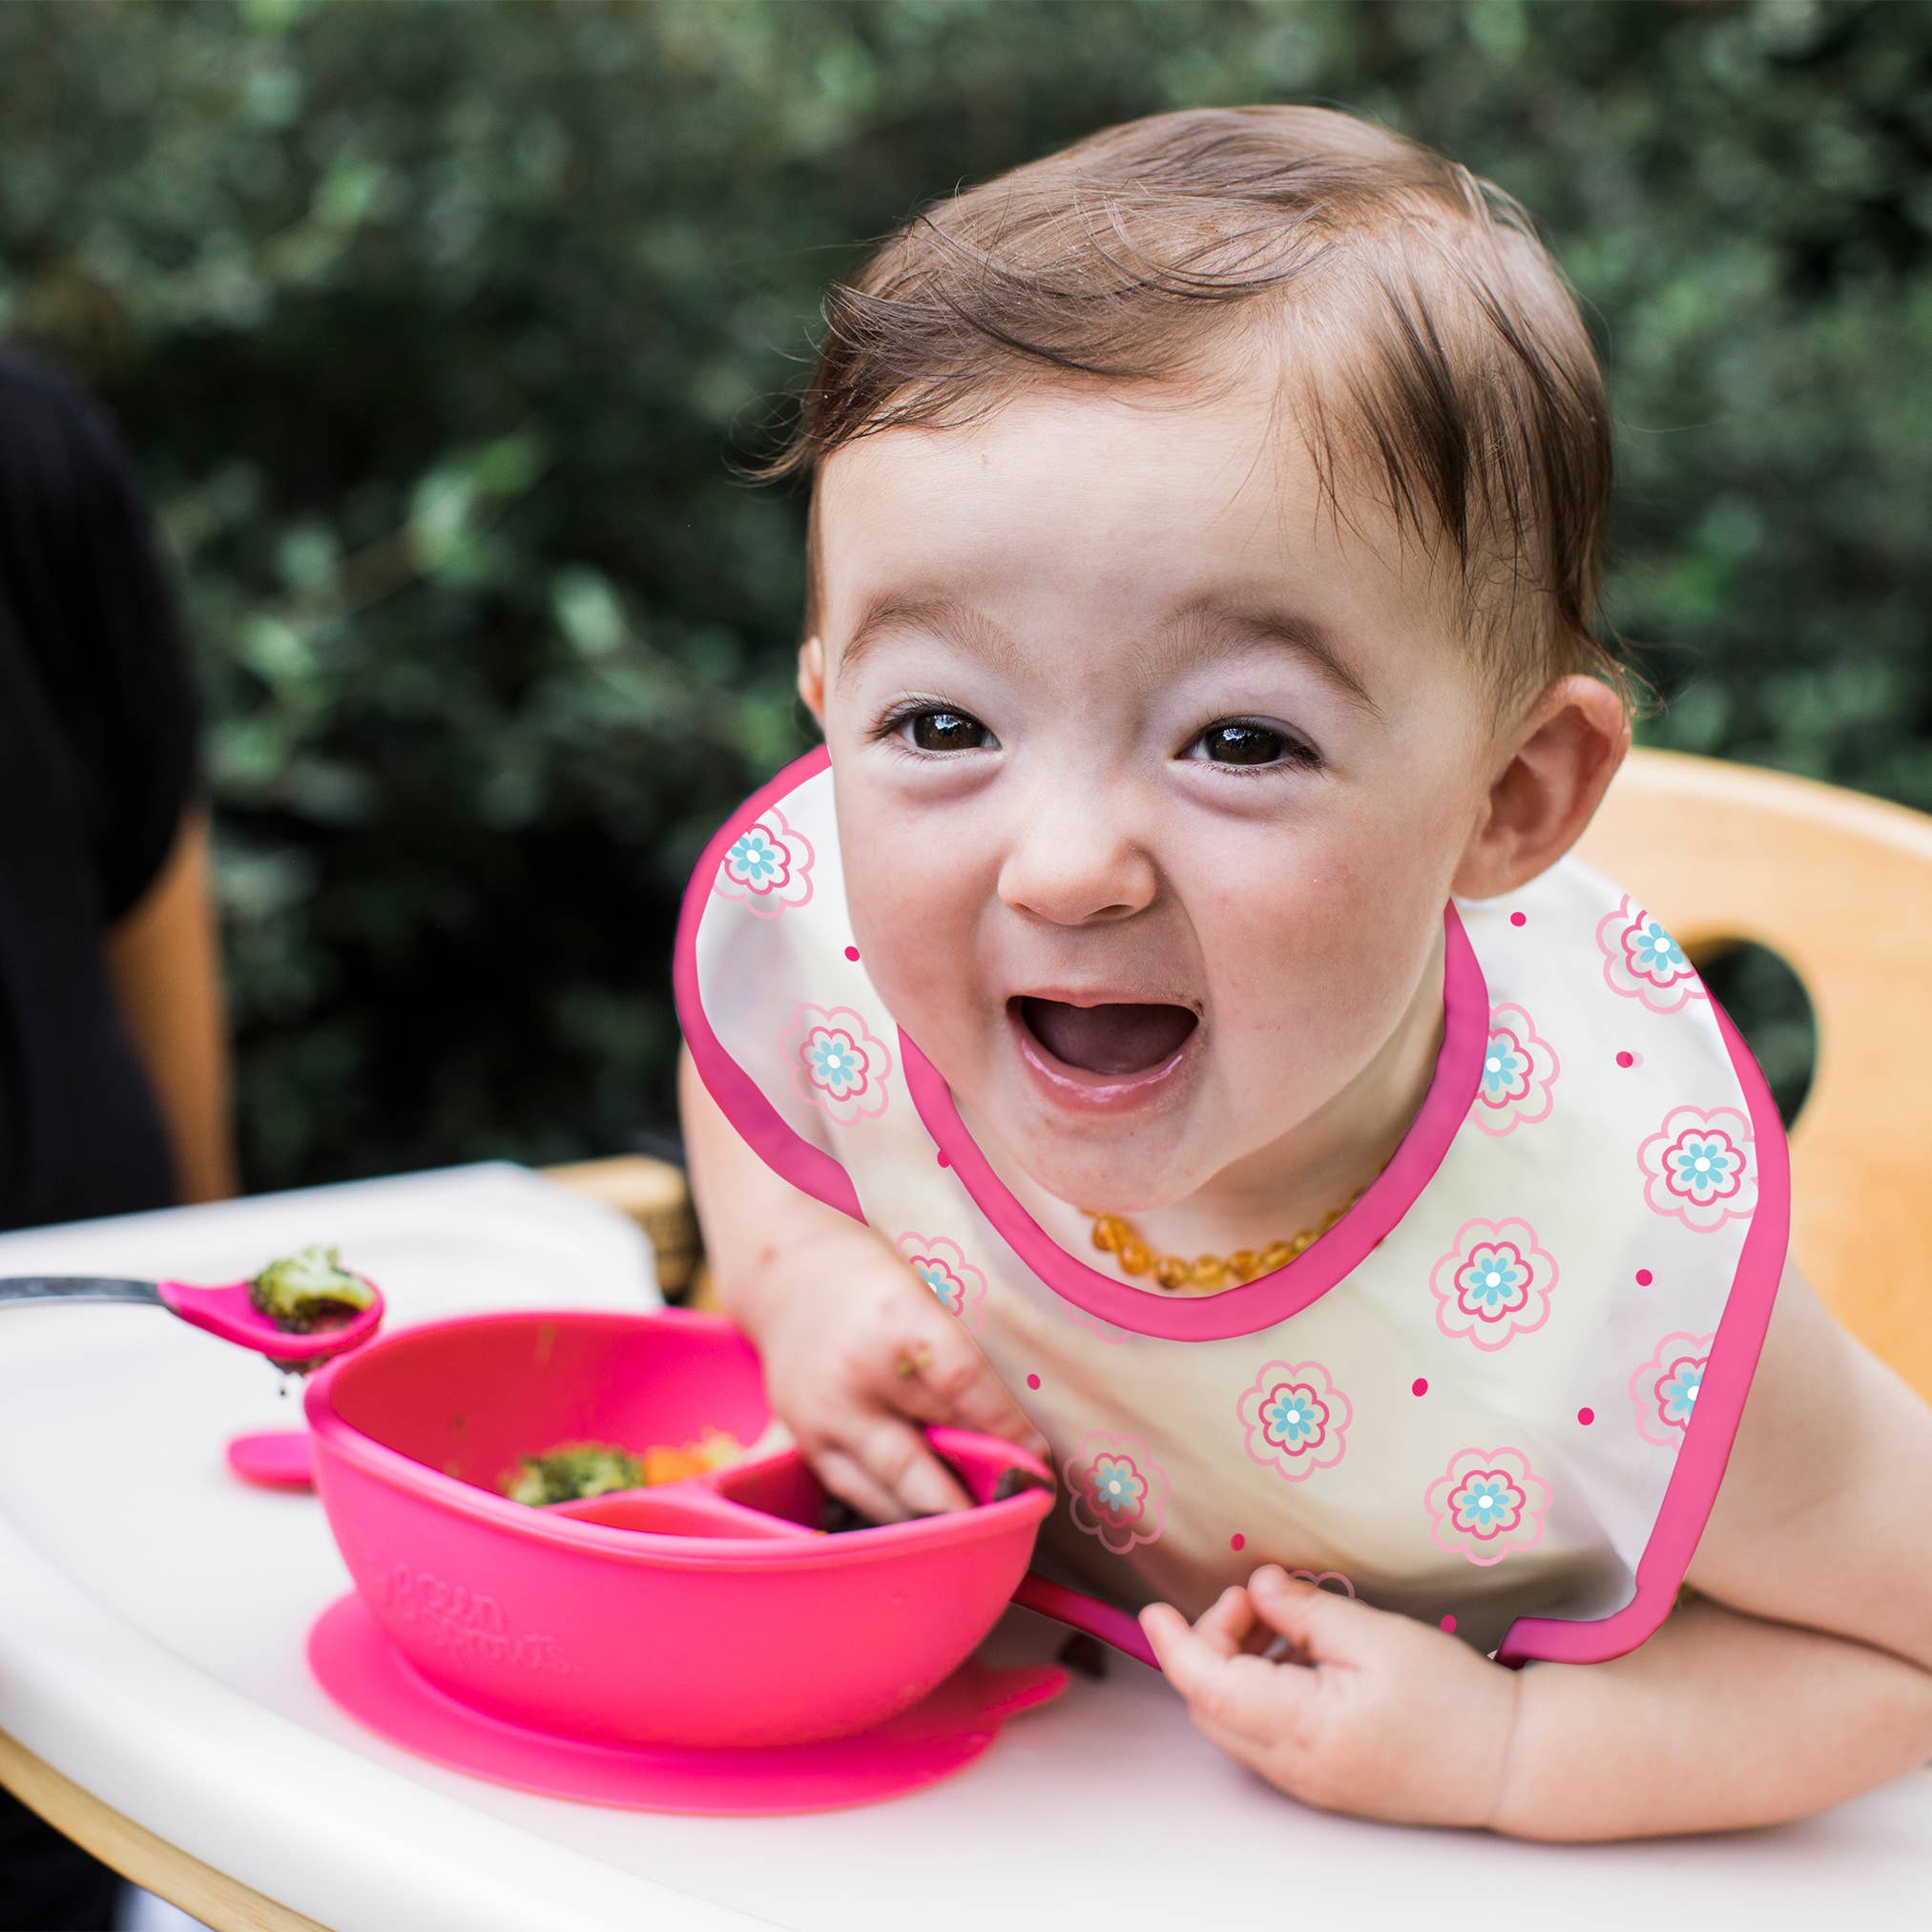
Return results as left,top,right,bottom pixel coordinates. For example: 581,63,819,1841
1142,1258,1932,1839
1493,1258,1932,1839
676,1042,1049,1520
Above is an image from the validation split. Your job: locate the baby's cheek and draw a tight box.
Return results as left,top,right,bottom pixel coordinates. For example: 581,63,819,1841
843,832,986,1039
1210,867,1433,1104
843,821,941,945
1212,864,1385,1020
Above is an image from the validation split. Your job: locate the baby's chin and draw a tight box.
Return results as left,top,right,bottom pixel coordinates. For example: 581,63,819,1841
966,1062,1217,1215
1044,1159,1199,1215
1018,1135,1217,1217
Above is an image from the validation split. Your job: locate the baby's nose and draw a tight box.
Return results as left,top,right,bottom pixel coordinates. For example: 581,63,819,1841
994,791,1158,925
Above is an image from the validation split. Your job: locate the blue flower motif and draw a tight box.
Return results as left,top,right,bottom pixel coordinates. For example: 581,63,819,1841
1088,1455,1145,1518
806,1029,866,1098
1670,1135,1737,1199
914,1262,960,1314
1261,1384,1327,1448
1458,1244,1527,1315
1451,1472,1523,1537
1481,1032,1527,1099
1657,1360,1704,1424
1632,919,1686,979
726,828,786,888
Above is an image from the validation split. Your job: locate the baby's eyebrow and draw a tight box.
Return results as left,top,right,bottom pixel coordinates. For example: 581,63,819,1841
836,588,1382,723
836,592,1027,688
1160,593,1384,723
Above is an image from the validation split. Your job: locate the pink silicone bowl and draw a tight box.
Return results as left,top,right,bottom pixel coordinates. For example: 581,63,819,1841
301,1306,1057,1750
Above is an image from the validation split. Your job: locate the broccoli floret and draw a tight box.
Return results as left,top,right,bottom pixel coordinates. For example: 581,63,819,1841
507,1443,646,1506
249,1244,376,1335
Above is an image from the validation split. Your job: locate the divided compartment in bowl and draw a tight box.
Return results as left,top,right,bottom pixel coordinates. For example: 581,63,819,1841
551,1428,1055,1545
548,1478,816,1541
701,1425,1049,1535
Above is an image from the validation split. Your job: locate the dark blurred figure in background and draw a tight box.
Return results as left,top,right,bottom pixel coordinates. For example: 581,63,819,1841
0,349,234,1928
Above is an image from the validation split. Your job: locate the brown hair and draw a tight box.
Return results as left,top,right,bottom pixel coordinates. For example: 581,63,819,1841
735,103,1654,727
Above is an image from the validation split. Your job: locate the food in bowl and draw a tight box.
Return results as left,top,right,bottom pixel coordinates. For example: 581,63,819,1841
249,1244,378,1334
507,1442,645,1506
507,1426,753,1505
637,1425,753,1486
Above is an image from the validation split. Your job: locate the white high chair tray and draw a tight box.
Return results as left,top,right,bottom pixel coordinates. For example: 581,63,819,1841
0,1162,1924,1932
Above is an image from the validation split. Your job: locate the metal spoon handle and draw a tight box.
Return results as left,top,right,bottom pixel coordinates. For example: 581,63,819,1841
0,1277,163,1308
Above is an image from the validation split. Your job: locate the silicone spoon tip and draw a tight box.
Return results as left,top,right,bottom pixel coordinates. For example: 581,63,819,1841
157,1275,384,1369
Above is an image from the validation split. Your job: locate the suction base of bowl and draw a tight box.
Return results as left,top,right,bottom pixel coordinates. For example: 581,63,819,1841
308,1593,1069,1815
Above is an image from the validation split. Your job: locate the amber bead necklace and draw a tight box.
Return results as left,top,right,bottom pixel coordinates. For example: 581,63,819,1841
1083,1173,1381,1294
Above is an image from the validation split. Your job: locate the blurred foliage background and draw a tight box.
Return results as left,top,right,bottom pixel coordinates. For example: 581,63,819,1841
0,0,1924,1189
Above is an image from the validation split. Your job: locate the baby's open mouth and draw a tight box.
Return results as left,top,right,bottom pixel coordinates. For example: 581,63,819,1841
1013,996,1199,1076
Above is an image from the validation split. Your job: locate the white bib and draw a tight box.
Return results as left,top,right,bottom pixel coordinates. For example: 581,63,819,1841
675,747,1790,1665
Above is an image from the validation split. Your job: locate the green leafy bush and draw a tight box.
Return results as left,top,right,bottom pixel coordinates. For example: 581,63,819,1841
1,0,1922,1183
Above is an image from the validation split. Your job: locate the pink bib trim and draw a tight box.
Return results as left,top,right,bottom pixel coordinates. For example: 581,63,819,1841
900,904,1488,1342
675,745,866,1225
1493,988,1792,1669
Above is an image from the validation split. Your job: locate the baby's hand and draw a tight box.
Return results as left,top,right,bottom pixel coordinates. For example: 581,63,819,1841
753,1235,1051,1524
1139,1566,1522,1830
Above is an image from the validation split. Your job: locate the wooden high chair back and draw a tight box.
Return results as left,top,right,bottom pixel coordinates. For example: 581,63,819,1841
1575,746,1932,1406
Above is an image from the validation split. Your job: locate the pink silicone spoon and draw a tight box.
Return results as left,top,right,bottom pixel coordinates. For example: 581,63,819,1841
227,1428,321,1487
0,1272,384,1369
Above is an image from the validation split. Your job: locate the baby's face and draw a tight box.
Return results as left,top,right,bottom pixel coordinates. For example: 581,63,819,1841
805,367,1506,1212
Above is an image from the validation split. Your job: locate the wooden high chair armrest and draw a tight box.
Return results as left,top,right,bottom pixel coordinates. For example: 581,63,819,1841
0,1729,330,1932
540,1153,717,1309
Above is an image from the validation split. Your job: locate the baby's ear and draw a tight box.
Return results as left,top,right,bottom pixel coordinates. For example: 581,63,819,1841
1452,675,1631,898
797,634,827,730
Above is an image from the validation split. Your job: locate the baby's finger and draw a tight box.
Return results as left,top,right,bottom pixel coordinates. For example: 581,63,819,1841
889,1334,1051,1460
809,1444,911,1528
1141,1604,1310,1747
939,1355,1053,1462
1247,1564,1369,1667
1191,1585,1259,1661
1139,1602,1216,1693
854,1414,975,1517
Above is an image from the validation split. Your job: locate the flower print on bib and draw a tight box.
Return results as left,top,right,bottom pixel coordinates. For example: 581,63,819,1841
1597,894,1707,1015
1630,1332,1714,1448
716,807,816,917
1468,1002,1559,1136
678,746,1792,1669
1424,1447,1552,1567
897,1230,987,1331
1429,1217,1558,1350
1066,1432,1169,1555
1638,1106,1757,1230
785,1003,893,1125
1237,1361,1352,1480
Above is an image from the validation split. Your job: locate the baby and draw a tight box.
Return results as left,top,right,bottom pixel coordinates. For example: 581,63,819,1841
675,104,1932,1839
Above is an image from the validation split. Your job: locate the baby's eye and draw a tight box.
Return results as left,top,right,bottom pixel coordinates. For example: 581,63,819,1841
872,704,997,756
1183,720,1320,771
909,710,987,753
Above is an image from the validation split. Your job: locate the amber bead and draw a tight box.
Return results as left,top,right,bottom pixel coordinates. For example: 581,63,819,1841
1091,1215,1129,1254
1226,1248,1259,1283
1190,1254,1225,1289
1258,1239,1295,1273
1154,1255,1191,1291
1117,1237,1153,1276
